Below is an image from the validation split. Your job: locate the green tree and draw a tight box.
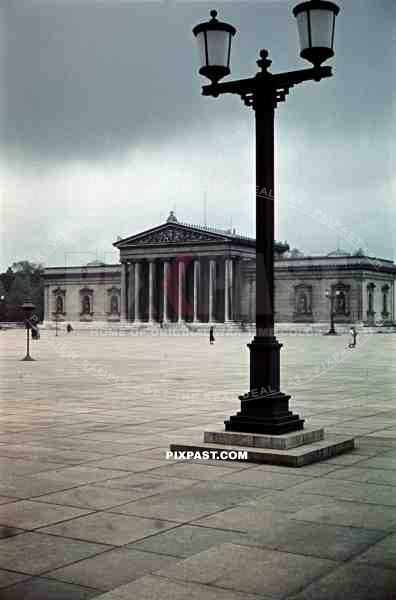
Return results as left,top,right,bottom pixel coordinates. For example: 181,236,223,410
0,262,44,322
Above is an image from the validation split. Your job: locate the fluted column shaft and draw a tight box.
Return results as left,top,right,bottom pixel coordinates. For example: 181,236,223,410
209,259,215,322
229,258,233,320
134,261,141,322
178,260,183,322
120,262,127,321
148,261,154,322
163,260,170,322
224,258,230,322
193,260,200,322
127,262,134,321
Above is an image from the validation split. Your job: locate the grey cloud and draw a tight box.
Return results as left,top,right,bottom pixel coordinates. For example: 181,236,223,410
2,1,393,163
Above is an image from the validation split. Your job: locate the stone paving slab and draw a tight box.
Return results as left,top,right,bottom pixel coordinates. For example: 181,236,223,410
109,481,268,523
0,330,395,599
0,577,100,599
155,542,338,598
288,563,396,600
39,512,179,546
0,500,92,530
353,531,396,570
35,484,158,510
0,569,30,589
192,504,289,533
46,547,178,591
292,499,396,530
0,532,109,574
234,520,387,561
128,524,249,558
91,575,267,600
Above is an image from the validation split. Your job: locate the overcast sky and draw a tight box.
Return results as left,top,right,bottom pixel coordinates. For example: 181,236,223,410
1,0,395,270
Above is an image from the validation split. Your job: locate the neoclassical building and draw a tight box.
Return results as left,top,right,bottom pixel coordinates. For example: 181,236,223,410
43,212,396,326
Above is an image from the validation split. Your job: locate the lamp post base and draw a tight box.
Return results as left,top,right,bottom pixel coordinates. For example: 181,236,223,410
325,330,337,336
21,355,36,361
225,392,304,435
225,336,305,435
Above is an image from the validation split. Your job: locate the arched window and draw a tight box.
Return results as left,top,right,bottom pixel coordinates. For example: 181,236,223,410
82,295,91,315
56,295,64,314
110,295,119,314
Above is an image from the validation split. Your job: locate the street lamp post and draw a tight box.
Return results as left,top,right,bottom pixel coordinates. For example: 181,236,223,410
193,1,340,435
20,298,36,362
325,288,340,335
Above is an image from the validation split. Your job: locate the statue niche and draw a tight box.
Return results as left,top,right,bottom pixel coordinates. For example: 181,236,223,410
293,284,312,321
56,295,64,314
82,295,91,315
110,295,119,315
79,288,94,318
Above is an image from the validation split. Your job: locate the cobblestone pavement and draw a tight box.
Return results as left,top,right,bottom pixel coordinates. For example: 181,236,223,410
0,328,395,599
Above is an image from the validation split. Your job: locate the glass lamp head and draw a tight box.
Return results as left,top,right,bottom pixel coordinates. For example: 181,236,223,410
193,10,236,84
293,0,340,67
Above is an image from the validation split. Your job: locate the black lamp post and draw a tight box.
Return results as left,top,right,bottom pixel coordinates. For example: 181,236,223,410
193,1,340,435
20,298,36,361
325,288,340,335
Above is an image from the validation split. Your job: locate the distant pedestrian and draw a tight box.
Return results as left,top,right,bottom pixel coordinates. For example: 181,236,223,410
66,324,73,333
348,326,358,348
209,326,215,344
31,325,40,340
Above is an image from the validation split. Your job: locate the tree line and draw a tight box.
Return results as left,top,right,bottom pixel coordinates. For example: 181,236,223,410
0,261,44,322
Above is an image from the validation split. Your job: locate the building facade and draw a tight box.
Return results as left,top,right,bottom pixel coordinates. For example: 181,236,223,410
43,212,396,326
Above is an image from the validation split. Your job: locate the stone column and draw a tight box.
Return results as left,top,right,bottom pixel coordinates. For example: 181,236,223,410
178,260,183,322
127,262,134,321
224,258,230,322
120,261,127,321
134,261,141,322
163,260,170,323
148,261,154,322
229,258,234,320
233,258,241,322
209,259,215,322
193,260,200,322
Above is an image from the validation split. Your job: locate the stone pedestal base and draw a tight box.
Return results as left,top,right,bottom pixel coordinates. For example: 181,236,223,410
205,428,324,450
170,428,354,468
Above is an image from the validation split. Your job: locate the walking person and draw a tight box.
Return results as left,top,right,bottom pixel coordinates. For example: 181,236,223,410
31,324,40,340
209,326,215,345
348,326,358,348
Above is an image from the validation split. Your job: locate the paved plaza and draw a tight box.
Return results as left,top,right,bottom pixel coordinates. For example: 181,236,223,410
0,328,395,599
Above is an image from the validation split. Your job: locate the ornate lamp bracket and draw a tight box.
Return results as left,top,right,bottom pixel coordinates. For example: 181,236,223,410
202,49,332,110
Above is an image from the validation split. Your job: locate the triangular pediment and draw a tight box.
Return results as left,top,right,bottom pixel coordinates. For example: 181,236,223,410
113,222,235,248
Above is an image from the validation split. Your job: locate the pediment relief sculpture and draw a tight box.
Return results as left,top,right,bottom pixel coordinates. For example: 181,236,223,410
128,226,221,245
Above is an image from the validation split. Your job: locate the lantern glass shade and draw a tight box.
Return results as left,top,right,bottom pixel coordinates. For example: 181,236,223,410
21,298,36,328
293,1,340,67
193,10,236,84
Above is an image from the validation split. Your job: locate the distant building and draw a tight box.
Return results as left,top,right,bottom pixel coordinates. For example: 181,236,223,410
43,211,395,326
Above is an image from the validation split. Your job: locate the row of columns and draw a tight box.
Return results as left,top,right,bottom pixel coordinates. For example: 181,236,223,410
120,257,237,323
